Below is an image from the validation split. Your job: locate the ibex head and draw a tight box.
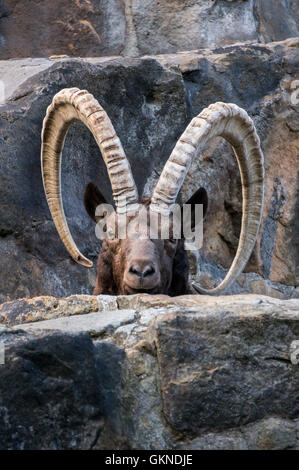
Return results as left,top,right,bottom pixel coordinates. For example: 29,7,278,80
83,184,208,295
41,88,264,296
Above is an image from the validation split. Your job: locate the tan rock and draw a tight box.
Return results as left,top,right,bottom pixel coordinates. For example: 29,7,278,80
0,294,98,326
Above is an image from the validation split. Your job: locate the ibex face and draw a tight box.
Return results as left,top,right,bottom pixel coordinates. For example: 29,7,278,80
97,229,180,296
41,88,264,296
84,184,208,295
113,236,171,295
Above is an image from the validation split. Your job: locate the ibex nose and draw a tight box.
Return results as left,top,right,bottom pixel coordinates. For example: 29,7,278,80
125,255,160,292
129,264,155,279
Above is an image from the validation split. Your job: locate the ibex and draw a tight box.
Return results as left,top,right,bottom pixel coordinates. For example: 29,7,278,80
41,88,264,296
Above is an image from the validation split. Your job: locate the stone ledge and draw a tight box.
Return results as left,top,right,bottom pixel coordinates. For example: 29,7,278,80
0,293,298,449
0,295,99,326
1,293,298,327
13,309,137,338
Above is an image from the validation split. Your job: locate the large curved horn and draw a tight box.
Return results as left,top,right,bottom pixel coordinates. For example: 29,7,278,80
41,88,138,268
150,102,264,295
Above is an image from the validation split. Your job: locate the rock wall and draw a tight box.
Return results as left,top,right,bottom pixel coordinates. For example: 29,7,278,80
0,1,298,59
0,1,298,453
0,39,298,302
0,293,298,449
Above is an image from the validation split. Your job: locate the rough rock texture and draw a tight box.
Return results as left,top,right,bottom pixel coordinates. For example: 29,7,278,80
150,38,299,292
0,39,298,302
130,0,299,56
0,293,298,449
0,329,105,449
0,0,126,59
0,1,298,59
0,55,186,301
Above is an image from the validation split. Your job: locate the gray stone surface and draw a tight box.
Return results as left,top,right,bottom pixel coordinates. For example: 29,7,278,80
0,293,298,449
0,328,105,449
0,1,298,58
155,303,299,436
178,417,298,450
243,417,297,450
14,309,136,336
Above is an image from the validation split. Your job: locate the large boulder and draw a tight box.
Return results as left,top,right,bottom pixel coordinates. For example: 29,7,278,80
0,40,298,302
0,293,298,449
0,1,298,58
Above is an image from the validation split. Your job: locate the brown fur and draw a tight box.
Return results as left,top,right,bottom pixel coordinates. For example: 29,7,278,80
84,183,207,296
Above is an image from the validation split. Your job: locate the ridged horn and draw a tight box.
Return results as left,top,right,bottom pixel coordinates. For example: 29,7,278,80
41,87,138,268
150,102,264,295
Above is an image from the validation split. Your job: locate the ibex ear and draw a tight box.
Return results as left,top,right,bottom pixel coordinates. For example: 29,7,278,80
84,182,108,223
185,187,208,232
